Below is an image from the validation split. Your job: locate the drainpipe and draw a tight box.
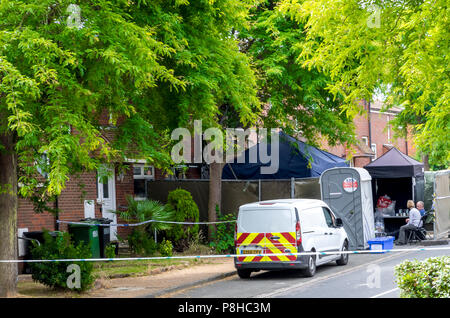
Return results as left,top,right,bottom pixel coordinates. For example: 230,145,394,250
54,195,59,231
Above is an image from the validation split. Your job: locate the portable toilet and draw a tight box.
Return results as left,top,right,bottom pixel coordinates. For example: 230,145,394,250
319,167,375,250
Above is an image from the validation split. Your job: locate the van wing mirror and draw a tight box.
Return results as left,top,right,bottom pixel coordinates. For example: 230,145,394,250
335,218,343,227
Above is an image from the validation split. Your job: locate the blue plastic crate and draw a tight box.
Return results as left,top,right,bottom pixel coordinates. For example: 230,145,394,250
367,236,394,253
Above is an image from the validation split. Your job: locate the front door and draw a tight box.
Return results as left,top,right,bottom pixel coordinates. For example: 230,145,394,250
97,166,117,241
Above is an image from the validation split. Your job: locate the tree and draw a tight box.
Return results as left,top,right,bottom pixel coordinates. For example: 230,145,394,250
239,1,356,148
0,0,260,296
281,0,449,167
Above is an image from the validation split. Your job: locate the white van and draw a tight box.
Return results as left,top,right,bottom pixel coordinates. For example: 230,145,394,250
234,199,349,278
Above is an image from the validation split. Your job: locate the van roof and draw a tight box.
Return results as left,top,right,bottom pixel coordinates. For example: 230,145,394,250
240,199,325,210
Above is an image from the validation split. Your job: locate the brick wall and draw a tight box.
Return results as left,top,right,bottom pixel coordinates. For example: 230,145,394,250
320,104,417,167
17,165,134,239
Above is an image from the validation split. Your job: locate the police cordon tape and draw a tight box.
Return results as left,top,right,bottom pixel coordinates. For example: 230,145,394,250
56,219,236,227
1,246,449,263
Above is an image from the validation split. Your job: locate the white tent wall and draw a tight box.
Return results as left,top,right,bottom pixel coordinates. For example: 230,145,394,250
434,170,450,240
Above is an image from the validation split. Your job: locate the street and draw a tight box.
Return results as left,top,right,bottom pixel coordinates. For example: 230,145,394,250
162,246,449,298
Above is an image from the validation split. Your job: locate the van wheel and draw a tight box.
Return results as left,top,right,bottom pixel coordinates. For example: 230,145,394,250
336,241,349,266
237,269,252,279
302,253,316,277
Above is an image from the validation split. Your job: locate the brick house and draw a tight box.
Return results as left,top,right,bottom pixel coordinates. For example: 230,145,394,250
320,99,416,167
16,114,202,260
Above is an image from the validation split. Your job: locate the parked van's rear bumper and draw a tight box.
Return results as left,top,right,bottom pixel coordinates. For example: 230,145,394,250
234,246,309,270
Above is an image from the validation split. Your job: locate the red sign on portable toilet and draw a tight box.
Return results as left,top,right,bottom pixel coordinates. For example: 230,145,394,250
342,177,358,193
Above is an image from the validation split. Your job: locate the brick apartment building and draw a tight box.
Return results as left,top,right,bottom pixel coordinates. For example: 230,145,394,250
321,99,416,167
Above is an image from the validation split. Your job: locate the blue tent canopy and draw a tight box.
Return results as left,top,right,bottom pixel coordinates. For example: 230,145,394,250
222,132,348,180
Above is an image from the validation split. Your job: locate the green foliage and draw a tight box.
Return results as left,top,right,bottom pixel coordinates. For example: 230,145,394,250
116,196,174,256
29,230,95,292
282,0,450,166
127,228,157,256
116,196,175,233
165,188,200,251
238,1,356,148
158,239,173,257
395,256,450,298
0,0,260,214
209,212,236,254
104,244,116,259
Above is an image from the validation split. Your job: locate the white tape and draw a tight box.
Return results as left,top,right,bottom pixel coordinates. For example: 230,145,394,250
57,219,236,227
2,246,449,263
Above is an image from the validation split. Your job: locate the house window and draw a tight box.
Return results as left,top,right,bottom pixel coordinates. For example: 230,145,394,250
362,136,369,146
133,165,154,199
371,143,377,161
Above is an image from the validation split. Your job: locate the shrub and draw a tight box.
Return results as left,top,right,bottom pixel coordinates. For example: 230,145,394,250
105,244,116,259
116,196,175,256
159,239,173,257
127,228,157,255
209,212,236,254
29,230,95,292
395,256,450,298
165,189,200,251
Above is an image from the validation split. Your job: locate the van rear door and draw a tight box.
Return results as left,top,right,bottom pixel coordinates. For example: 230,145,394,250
236,208,297,262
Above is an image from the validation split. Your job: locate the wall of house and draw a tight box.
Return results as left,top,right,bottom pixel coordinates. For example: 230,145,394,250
17,165,134,238
320,105,416,167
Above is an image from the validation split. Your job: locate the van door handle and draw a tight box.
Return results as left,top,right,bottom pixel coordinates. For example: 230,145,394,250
270,236,280,240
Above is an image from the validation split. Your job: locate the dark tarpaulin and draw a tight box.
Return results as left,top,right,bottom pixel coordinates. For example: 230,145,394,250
222,132,348,180
364,147,424,178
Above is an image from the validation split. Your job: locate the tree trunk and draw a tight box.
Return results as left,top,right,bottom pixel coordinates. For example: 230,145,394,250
423,154,430,171
0,128,18,297
208,162,224,240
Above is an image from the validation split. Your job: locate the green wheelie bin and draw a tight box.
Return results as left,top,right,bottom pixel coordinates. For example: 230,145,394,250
68,220,101,258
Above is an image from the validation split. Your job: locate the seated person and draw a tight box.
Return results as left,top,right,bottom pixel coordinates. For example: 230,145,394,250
416,201,426,216
396,200,422,245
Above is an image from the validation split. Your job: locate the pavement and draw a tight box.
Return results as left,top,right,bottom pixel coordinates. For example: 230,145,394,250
86,258,237,298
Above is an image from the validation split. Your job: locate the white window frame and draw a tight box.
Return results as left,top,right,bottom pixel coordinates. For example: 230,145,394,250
371,143,377,161
361,136,369,146
133,164,154,200
133,164,155,180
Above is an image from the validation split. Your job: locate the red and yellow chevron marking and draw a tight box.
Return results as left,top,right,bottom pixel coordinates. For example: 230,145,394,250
236,232,297,262
236,232,266,262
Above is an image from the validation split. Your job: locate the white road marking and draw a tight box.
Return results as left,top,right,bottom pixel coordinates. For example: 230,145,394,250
255,251,410,298
370,288,400,298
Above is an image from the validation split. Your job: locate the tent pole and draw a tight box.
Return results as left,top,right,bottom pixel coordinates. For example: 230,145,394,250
291,177,295,198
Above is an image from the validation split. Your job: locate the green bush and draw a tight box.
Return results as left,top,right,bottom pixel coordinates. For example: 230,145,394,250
116,196,175,256
29,230,95,292
159,239,173,257
209,212,236,254
165,189,200,251
105,244,116,259
395,256,450,298
127,228,157,255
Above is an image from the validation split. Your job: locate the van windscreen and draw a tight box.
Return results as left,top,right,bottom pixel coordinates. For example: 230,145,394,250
238,209,293,233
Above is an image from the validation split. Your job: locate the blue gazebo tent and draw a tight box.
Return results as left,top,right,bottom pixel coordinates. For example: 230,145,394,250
222,132,348,180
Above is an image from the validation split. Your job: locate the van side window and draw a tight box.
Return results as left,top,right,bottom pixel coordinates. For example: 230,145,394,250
322,207,335,228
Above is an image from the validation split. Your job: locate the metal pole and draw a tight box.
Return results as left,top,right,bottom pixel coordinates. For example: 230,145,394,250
291,177,295,198
258,179,261,201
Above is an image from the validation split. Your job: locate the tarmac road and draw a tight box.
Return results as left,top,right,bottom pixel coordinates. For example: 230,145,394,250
163,246,449,298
